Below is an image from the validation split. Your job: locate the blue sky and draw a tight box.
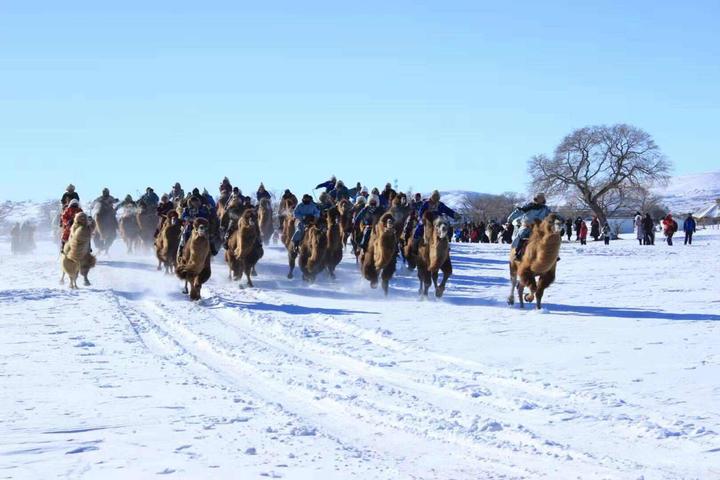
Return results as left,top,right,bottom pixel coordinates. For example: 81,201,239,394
1,1,718,201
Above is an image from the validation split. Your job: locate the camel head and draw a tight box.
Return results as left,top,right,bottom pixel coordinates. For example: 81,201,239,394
544,213,563,234
74,212,89,227
433,216,450,239
192,218,209,238
168,211,179,226
240,209,257,228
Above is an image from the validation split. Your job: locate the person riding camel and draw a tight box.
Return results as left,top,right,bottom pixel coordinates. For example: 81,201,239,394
410,192,423,212
379,183,396,208
347,182,363,200
219,177,232,195
329,180,350,202
169,182,184,202
257,183,271,202
291,194,321,252
507,193,552,260
154,194,175,236
220,194,247,249
139,187,159,207
178,194,211,253
61,184,80,209
116,194,137,211
317,192,334,213
353,194,387,252
410,190,457,254
93,188,118,208
315,175,337,193
60,198,83,252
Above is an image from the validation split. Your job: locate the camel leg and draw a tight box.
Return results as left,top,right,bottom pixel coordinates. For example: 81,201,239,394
83,273,91,286
436,258,452,298
507,262,516,305
535,265,556,310
245,267,254,288
517,281,524,308
182,280,189,295
190,279,201,301
157,259,162,271
60,271,65,285
251,266,257,277
380,253,397,296
287,251,296,279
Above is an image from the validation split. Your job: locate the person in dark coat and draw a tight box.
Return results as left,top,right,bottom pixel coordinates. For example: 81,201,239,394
379,183,396,208
590,216,600,241
354,194,387,252
642,213,655,245
61,184,80,209
256,183,271,202
574,216,582,241
315,176,337,193
683,213,696,245
602,222,611,245
564,218,573,241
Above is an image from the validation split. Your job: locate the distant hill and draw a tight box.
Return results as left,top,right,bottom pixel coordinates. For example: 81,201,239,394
653,170,720,213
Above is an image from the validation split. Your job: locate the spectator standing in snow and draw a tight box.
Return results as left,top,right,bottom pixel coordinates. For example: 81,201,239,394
578,219,588,245
683,213,696,245
662,213,678,246
642,213,655,245
590,216,600,241
602,222,611,245
564,218,573,242
574,216,582,241
634,211,644,245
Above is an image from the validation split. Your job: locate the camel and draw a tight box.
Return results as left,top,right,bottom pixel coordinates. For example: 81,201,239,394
176,218,212,300
258,197,274,246
283,214,298,279
324,208,343,279
401,214,419,270
155,212,181,273
226,209,264,287
336,199,354,248
508,214,563,310
118,209,141,254
416,212,452,298
136,203,158,251
361,212,397,295
61,212,96,289
298,217,327,283
93,201,118,255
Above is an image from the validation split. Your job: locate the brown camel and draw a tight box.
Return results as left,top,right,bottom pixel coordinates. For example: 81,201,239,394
298,217,327,283
258,197,274,246
324,208,343,279
176,218,212,300
119,211,141,254
416,212,452,298
61,212,96,289
336,199,354,249
401,213,419,270
136,203,158,251
283,214,298,279
92,201,118,255
508,214,563,309
226,209,264,287
361,212,397,295
155,212,181,274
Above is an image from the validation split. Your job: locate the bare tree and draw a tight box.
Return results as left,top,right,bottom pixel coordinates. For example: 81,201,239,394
460,192,522,223
529,124,671,224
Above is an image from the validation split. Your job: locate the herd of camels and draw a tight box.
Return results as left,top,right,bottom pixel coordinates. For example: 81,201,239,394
60,188,562,309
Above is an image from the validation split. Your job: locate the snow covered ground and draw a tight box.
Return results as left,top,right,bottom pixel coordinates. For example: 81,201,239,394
1,230,719,479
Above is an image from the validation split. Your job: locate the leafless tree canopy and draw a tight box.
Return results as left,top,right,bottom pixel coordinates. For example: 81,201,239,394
529,124,671,223
459,192,522,223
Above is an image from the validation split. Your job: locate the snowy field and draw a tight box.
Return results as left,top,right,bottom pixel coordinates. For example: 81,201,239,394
1,231,719,479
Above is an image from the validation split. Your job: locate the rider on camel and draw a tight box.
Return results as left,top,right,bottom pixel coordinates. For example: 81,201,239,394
507,193,551,260
410,190,457,254
291,194,321,252
353,194,387,252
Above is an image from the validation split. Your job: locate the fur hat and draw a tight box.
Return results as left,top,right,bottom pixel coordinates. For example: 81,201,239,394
361,186,369,194
67,184,75,191
534,193,546,204
68,198,79,207
355,196,366,206
368,194,380,206
430,190,440,202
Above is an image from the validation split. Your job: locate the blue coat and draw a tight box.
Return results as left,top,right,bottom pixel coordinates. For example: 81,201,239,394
315,180,336,192
257,190,271,202
354,205,386,227
683,217,696,232
293,202,321,221
181,205,210,222
507,202,551,226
